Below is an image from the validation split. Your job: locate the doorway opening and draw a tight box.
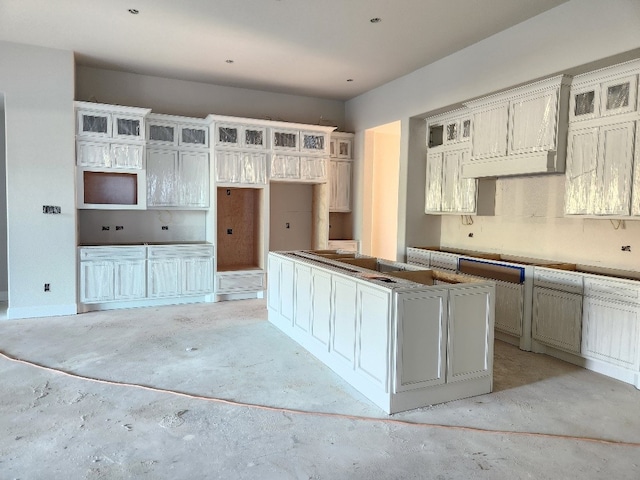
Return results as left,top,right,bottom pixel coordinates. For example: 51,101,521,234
362,121,401,261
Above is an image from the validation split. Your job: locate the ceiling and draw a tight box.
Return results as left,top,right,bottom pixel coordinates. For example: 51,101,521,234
0,0,569,100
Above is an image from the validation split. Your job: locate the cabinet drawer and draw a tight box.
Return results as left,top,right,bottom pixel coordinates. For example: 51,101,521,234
429,252,458,271
79,246,146,260
406,247,430,267
216,271,265,293
533,268,583,294
148,244,213,258
584,276,640,304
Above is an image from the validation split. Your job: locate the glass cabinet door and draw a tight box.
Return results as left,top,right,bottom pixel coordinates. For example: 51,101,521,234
301,133,326,153
78,111,111,138
148,122,177,145
445,121,458,143
273,130,299,151
215,124,240,147
600,76,637,117
461,119,472,141
113,116,143,140
180,126,209,147
244,127,267,149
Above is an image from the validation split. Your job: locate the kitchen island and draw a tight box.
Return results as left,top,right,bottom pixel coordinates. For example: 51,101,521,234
267,250,495,414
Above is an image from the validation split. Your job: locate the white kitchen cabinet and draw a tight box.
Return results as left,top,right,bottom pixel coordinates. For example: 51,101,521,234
331,136,353,159
180,125,208,148
216,150,267,185
272,129,299,151
329,160,352,212
424,109,479,214
79,247,147,304
470,102,509,160
267,251,495,413
77,138,145,169
215,270,265,295
395,290,447,390
565,121,635,215
270,155,327,183
147,149,209,208
327,240,358,253
301,131,328,155
533,287,583,354
463,75,571,178
148,245,214,298
493,281,524,337
582,296,640,370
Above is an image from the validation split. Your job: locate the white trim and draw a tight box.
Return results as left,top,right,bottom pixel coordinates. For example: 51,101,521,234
7,304,77,320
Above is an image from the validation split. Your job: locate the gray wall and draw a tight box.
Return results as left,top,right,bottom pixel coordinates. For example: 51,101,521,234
346,0,640,270
0,95,7,299
76,66,345,129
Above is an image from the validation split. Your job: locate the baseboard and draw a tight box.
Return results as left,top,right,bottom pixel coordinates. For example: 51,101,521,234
6,303,77,320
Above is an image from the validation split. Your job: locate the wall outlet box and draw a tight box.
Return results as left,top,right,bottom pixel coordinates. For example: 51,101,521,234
43,205,61,214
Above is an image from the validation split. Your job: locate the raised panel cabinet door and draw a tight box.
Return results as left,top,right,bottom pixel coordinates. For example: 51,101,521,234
147,149,178,206
113,259,146,300
335,161,351,211
279,259,295,325
294,263,312,333
179,151,209,208
447,285,493,383
267,255,281,312
564,127,599,215
310,269,332,350
456,150,477,213
181,256,213,295
270,155,300,180
355,284,391,389
442,150,475,213
471,103,509,159
508,90,558,155
111,144,144,169
240,152,267,185
329,160,339,210
77,141,110,167
594,121,635,215
215,150,241,183
147,258,181,298
633,123,640,216
425,152,443,213
299,157,327,182
80,261,114,303
494,281,523,336
394,290,447,392
582,297,640,370
331,277,358,366
532,287,582,354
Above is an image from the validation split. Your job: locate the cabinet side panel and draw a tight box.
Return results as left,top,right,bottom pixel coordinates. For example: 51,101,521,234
447,287,493,382
396,292,447,391
356,286,391,389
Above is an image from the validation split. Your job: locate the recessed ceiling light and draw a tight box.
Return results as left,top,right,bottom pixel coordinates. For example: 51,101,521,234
346,79,354,82
225,59,234,64
370,17,381,23
128,8,139,14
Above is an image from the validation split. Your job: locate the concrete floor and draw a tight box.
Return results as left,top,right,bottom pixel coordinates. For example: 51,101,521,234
0,299,639,479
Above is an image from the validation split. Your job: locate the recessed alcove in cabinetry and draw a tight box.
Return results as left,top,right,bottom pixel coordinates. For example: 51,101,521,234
216,187,265,271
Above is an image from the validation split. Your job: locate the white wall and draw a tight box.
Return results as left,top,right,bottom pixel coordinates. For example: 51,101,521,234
76,67,345,129
0,41,76,318
345,0,640,271
0,95,7,299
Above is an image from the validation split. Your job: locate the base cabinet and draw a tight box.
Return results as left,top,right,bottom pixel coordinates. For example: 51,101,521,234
79,245,213,307
582,297,640,370
267,251,494,413
533,287,582,354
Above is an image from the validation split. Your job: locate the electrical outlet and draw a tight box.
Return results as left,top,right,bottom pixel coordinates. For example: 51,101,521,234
621,245,631,252
468,233,474,238
44,283,50,292
226,189,231,196
102,226,110,231
227,228,233,235
42,205,61,214
286,222,290,229
162,226,169,231
115,225,124,231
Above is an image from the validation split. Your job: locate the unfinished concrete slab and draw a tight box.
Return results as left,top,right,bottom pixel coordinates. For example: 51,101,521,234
0,299,638,479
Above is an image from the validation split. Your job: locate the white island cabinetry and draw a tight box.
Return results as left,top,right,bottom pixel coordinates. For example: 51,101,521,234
267,251,494,414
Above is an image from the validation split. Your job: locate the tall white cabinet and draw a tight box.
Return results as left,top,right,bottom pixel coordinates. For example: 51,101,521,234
564,59,640,217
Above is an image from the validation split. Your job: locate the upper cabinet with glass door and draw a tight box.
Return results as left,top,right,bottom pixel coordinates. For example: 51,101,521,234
427,109,472,149
214,122,268,150
76,102,149,143
570,60,639,123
